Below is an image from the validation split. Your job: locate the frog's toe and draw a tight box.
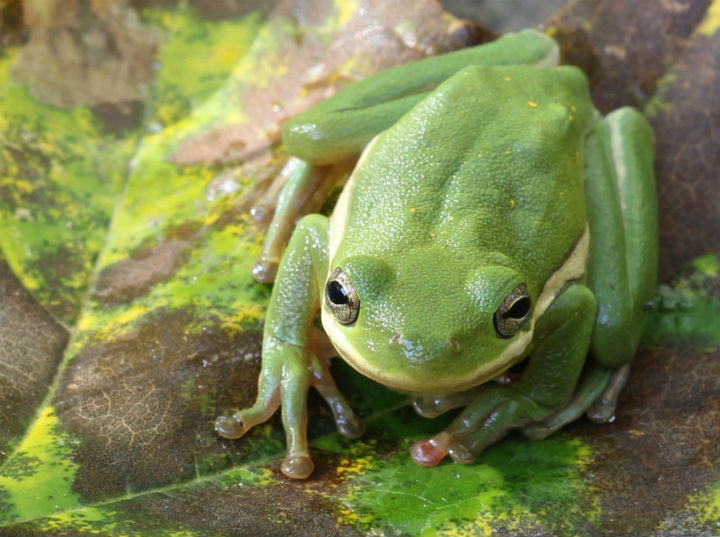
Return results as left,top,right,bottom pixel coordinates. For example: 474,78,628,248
413,395,445,418
410,432,452,467
586,364,630,423
447,441,477,464
445,427,500,464
252,261,278,283
249,202,272,223
586,398,617,423
337,415,365,439
214,413,248,439
521,421,558,440
281,455,314,479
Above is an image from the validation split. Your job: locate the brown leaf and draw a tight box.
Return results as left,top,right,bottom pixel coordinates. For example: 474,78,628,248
650,29,720,279
581,345,720,534
55,309,263,500
0,258,68,457
171,0,491,168
545,0,711,112
547,0,720,277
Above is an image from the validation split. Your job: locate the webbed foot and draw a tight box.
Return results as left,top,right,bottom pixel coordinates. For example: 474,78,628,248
410,386,549,466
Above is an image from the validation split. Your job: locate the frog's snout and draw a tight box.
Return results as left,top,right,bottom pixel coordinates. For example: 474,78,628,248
388,331,459,364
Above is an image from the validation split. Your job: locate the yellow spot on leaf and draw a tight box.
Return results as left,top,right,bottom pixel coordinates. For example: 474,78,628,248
335,0,360,27
698,0,720,36
528,101,539,108
410,207,416,213
449,215,455,221
698,483,720,523
336,455,375,477
504,76,512,81
569,114,574,121
510,199,516,207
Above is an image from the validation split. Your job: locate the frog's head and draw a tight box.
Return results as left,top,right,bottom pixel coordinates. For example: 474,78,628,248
320,250,538,393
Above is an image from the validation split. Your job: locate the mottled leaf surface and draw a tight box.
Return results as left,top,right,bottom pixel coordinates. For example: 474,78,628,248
0,0,718,535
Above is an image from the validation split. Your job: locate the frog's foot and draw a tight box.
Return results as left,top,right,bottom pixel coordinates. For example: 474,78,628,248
521,363,607,439
521,363,625,440
215,392,280,440
214,413,246,439
277,358,364,479
411,385,549,466
587,364,630,423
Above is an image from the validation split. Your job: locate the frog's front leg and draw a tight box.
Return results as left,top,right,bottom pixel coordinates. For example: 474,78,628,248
411,283,596,466
216,215,363,478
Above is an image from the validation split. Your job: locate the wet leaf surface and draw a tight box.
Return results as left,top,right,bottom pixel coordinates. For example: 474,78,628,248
0,0,719,535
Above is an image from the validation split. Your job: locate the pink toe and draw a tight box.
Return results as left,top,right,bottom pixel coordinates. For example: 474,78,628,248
410,439,448,467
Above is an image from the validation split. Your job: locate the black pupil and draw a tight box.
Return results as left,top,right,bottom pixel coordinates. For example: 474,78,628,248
327,281,349,305
505,297,530,319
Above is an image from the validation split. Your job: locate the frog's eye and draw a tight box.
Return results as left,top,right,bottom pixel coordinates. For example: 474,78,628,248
493,283,531,338
325,267,360,325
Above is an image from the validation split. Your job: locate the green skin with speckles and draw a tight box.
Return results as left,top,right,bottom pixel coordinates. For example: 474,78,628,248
216,29,658,479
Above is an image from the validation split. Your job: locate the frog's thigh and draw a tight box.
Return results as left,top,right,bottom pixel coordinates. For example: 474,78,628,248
284,30,559,165
584,108,657,368
416,284,596,464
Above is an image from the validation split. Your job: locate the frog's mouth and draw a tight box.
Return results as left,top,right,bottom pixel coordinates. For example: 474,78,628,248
321,309,533,393
320,225,590,393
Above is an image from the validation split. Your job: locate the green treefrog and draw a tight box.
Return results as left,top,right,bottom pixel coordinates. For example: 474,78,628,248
215,29,658,479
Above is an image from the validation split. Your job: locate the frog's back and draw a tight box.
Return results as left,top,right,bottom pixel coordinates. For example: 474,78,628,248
332,64,594,291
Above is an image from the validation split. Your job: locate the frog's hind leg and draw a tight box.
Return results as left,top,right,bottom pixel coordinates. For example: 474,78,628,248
253,159,342,283
586,107,657,416
526,108,657,437
563,108,657,429
588,107,657,359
